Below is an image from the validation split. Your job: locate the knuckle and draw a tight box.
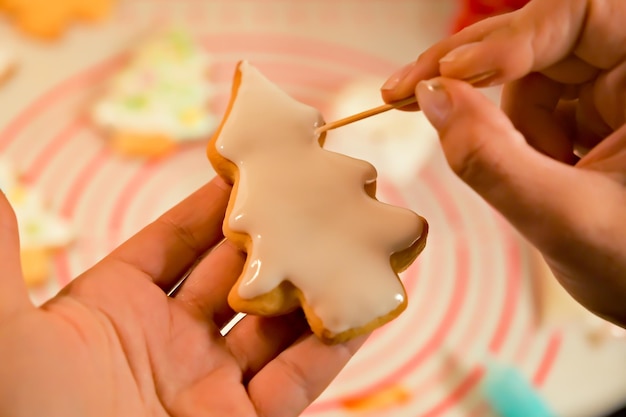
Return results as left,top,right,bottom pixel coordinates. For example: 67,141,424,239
158,215,201,254
445,126,486,176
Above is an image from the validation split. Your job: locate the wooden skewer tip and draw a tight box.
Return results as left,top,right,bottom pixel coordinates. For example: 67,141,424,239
316,95,417,136
317,71,496,136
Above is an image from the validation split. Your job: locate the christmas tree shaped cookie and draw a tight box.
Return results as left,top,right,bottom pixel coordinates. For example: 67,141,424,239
207,61,428,344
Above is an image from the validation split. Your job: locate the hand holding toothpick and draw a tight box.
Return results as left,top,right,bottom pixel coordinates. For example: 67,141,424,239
315,72,495,136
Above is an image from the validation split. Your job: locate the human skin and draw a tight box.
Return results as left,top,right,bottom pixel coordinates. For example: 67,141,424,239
0,177,365,417
381,0,626,327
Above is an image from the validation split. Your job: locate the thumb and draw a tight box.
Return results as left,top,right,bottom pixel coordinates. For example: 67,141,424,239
417,78,626,322
416,76,548,209
0,191,32,317
415,78,610,266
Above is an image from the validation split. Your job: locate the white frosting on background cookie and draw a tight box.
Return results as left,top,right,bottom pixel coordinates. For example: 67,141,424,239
92,26,216,141
0,161,73,249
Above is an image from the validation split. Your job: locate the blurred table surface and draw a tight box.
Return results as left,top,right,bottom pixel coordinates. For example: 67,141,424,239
1,1,625,416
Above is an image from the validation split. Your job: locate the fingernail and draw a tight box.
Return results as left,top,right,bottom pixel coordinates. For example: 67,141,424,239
416,79,452,129
381,61,416,91
439,42,481,64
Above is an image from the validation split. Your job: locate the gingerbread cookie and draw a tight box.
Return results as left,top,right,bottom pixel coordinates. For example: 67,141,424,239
0,0,114,39
92,26,217,158
0,161,74,287
207,61,428,344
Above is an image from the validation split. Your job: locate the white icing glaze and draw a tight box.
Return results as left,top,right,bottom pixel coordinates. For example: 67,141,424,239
215,62,425,334
93,26,216,141
0,161,73,249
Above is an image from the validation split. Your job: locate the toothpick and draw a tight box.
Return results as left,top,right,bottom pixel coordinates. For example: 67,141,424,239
315,95,417,136
315,71,496,136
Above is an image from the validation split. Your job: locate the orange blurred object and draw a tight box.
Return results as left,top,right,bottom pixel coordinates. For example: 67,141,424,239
342,384,411,411
0,0,115,39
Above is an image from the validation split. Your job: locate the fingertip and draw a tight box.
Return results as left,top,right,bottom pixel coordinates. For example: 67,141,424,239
415,78,453,130
416,76,492,129
380,61,416,92
380,58,439,105
417,76,534,195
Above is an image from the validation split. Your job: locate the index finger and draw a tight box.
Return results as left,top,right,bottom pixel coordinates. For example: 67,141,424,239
383,0,626,102
381,12,511,103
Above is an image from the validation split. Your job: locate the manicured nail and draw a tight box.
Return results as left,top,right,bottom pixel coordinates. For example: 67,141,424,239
439,42,481,64
381,61,416,91
416,79,452,129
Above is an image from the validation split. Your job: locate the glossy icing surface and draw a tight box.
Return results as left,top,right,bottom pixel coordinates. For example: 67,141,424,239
215,61,425,333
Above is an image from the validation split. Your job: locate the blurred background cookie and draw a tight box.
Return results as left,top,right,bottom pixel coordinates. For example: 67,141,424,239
91,26,217,158
0,0,115,40
0,160,74,287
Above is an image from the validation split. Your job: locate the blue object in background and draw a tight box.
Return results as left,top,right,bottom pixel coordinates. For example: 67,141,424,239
481,358,557,417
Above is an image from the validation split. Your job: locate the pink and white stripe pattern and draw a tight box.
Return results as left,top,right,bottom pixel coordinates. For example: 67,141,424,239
0,1,559,415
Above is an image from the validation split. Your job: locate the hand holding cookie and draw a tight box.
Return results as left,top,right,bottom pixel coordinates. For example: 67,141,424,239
91,26,217,158
0,176,364,417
